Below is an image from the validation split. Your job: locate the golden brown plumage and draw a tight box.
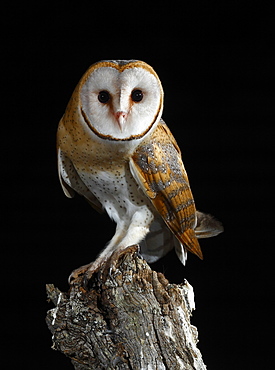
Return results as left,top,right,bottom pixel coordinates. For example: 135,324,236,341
130,120,203,260
57,60,223,282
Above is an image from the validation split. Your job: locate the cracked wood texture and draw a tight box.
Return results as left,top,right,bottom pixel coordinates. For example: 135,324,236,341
46,246,206,369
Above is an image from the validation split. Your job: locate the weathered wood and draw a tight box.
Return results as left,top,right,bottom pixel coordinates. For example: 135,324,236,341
46,246,206,369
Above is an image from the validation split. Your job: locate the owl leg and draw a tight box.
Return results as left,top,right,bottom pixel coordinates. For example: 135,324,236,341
68,220,128,283
85,207,153,274
116,225,150,251
109,206,154,250
84,223,150,280
103,208,154,269
69,208,153,284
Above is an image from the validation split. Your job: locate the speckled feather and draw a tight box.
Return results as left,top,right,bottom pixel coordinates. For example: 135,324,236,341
130,121,203,259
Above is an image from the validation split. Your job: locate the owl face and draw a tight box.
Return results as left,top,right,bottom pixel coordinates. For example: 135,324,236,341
79,60,163,141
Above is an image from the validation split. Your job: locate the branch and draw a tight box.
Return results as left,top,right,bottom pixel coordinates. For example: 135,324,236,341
46,246,206,369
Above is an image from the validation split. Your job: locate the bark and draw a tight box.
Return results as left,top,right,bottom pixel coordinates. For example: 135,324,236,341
46,245,206,369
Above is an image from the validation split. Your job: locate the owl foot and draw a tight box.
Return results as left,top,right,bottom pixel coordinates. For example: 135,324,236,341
83,245,139,284
68,245,140,286
68,263,91,284
68,261,102,285
103,245,140,277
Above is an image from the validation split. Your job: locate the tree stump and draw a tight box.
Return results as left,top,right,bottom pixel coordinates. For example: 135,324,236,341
46,246,206,369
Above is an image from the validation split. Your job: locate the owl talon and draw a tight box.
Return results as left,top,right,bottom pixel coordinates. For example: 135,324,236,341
136,244,144,260
82,273,91,288
68,262,94,284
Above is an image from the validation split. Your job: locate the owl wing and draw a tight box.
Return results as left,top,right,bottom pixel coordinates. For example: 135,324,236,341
130,120,203,260
195,210,224,238
58,148,103,213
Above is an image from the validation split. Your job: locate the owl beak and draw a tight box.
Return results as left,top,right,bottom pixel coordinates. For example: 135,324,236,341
115,111,128,132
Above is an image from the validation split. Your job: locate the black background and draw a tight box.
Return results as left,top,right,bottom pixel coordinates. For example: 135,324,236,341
5,1,274,369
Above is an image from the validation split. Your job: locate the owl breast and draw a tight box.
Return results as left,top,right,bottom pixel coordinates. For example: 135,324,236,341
75,153,155,227
58,111,156,232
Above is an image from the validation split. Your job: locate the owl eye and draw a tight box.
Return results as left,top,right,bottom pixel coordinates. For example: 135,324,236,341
98,91,110,104
131,89,143,102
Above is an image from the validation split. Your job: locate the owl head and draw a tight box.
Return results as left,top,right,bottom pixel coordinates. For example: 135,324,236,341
70,60,164,141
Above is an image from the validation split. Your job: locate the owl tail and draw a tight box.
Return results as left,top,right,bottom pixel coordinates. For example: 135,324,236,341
177,228,203,260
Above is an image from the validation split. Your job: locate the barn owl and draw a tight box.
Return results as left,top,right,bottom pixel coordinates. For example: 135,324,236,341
57,60,223,282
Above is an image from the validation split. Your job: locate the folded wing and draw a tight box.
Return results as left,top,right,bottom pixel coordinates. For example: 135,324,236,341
130,120,203,260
